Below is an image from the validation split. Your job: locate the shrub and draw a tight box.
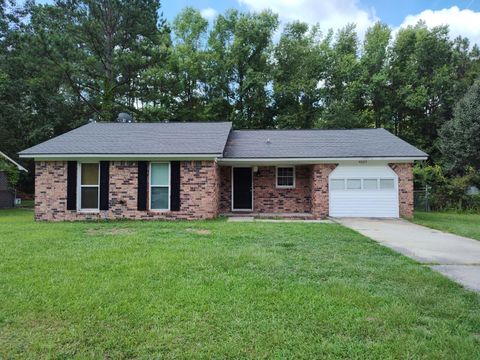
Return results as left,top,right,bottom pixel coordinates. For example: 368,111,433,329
0,159,20,188
413,164,480,211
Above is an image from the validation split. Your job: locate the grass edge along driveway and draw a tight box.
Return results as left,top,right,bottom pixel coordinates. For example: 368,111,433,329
413,211,480,241
1,209,479,359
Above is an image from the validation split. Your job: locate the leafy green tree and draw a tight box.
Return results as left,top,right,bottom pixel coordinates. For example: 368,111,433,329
439,78,480,174
386,22,459,157
320,24,365,128
31,0,168,121
170,7,209,121
359,22,391,128
0,158,20,187
208,10,279,128
273,22,330,128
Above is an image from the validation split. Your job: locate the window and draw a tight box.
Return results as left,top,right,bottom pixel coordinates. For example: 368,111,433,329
380,179,394,189
330,178,394,191
276,167,295,188
346,179,361,190
363,179,378,190
330,179,345,190
80,163,99,210
150,162,170,210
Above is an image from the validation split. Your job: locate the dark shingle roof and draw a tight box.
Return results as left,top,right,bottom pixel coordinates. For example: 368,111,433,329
223,128,427,158
19,123,427,159
19,122,233,155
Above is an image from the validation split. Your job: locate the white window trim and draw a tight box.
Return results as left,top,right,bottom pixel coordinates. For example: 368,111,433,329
77,162,100,213
149,162,171,211
276,166,296,189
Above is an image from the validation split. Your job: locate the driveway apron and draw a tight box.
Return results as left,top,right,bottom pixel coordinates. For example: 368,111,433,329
335,218,480,292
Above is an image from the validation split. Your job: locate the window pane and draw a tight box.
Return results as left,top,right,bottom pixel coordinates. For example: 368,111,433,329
380,179,394,189
151,163,169,186
363,179,378,190
278,167,293,177
151,187,169,209
81,163,99,185
278,176,294,187
346,179,361,189
81,187,98,209
277,167,294,187
330,179,345,190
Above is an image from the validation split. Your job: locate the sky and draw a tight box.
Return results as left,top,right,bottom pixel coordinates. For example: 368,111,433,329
160,0,480,44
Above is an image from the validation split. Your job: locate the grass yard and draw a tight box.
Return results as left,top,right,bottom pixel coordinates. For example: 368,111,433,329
1,209,479,359
414,211,480,241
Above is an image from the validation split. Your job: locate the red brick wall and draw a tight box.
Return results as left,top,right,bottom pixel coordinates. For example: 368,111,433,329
310,164,337,219
219,166,312,213
35,160,219,221
390,163,414,218
253,166,311,213
219,166,232,213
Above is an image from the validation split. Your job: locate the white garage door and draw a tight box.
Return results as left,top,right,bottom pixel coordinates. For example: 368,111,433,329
329,163,399,218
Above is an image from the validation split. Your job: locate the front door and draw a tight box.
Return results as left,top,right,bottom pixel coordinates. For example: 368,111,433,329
232,167,253,211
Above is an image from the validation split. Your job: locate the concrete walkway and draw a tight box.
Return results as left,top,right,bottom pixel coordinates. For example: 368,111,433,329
335,218,480,292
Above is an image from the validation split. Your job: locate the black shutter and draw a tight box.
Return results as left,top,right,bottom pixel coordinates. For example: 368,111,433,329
137,161,148,211
99,161,109,210
170,161,180,211
67,161,77,210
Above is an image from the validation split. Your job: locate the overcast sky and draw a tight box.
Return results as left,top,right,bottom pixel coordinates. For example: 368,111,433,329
160,0,480,44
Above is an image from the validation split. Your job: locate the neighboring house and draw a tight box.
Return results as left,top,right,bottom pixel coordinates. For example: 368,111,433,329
0,151,28,209
18,122,427,221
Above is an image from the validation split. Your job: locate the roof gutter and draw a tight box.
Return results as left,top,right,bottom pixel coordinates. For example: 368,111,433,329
217,156,428,165
19,153,221,161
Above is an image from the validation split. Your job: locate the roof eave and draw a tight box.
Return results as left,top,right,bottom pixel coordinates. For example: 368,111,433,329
1,151,28,172
19,153,222,161
217,156,428,165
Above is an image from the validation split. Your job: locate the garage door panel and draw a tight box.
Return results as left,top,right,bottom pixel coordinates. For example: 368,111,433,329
330,192,399,217
329,164,399,218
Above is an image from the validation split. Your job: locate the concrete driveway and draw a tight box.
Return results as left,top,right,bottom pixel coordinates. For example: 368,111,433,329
335,218,480,292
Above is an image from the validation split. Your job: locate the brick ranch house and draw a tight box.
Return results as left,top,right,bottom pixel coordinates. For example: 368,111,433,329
19,122,427,221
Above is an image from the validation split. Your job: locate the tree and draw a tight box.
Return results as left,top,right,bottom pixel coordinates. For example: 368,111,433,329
386,22,461,158
31,0,169,121
273,22,330,128
207,10,279,128
169,7,209,121
359,22,391,128
438,78,480,174
320,24,366,129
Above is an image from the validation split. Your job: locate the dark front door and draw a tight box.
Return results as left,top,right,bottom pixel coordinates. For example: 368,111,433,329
233,167,252,210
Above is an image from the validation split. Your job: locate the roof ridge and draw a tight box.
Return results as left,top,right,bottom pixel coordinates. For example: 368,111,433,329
90,121,232,124
232,128,384,131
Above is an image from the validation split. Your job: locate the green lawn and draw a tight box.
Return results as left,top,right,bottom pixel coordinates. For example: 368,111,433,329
1,209,479,359
414,211,480,241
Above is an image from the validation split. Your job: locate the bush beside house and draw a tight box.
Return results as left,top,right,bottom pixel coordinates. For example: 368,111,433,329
414,164,480,211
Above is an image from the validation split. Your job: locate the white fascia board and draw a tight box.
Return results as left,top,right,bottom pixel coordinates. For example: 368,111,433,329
20,153,221,161
1,151,28,172
217,157,427,166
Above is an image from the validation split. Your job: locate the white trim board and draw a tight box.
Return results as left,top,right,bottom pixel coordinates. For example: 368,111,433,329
19,153,221,161
218,157,426,165
0,151,28,172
